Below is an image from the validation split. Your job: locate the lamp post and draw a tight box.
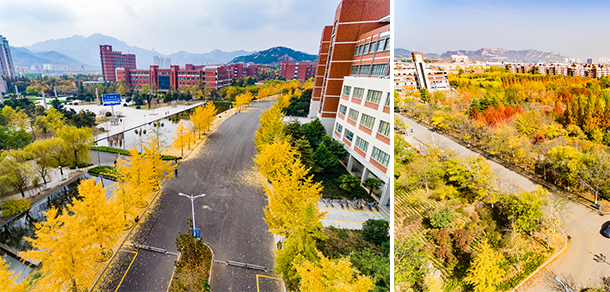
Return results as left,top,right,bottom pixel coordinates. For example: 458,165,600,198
178,193,206,233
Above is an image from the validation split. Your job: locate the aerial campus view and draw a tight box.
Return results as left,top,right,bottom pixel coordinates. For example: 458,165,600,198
395,1,610,292
0,0,391,291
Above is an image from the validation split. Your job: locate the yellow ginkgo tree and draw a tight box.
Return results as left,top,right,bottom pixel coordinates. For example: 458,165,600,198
22,207,96,292
69,178,123,259
296,250,374,292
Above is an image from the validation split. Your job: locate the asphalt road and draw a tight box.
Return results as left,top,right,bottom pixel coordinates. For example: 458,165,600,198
396,114,610,291
96,100,282,292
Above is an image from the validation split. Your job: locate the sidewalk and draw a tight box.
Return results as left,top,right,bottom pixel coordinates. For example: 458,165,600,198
63,100,205,143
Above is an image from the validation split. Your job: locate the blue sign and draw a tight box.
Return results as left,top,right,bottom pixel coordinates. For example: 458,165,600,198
102,94,121,106
194,228,201,239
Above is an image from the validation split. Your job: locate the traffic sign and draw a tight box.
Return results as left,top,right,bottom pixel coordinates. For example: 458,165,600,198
102,94,121,106
194,228,201,239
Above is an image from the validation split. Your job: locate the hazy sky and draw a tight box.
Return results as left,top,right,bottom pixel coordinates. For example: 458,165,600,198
0,0,338,54
396,0,610,59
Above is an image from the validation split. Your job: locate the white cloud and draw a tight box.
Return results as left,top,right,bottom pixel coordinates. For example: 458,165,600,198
0,0,337,54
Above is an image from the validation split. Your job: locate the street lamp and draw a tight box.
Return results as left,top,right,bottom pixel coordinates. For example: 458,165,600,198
555,277,575,292
178,192,206,235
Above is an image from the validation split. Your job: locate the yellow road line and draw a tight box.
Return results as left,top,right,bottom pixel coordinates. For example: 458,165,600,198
562,210,584,223
256,274,283,292
115,250,138,292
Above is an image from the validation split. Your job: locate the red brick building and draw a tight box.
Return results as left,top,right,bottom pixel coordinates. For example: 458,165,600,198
100,45,136,82
279,61,317,81
312,0,391,206
117,63,258,92
310,0,390,125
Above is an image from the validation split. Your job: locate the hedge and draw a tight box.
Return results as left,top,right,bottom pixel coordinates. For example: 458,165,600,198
1,198,32,217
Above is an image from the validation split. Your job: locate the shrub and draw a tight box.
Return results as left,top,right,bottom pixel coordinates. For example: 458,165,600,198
2,198,31,217
361,219,389,245
429,205,457,228
105,111,112,117
136,105,141,109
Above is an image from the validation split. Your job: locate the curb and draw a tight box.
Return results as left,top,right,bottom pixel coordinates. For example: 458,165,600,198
512,229,569,292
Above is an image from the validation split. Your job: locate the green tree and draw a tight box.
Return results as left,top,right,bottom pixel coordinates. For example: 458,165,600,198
363,177,383,199
313,143,338,171
57,125,92,167
0,150,34,197
428,205,457,229
361,219,389,245
339,174,360,193
505,186,548,234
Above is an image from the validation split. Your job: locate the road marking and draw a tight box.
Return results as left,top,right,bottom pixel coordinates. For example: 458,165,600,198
562,210,584,223
256,274,283,292
319,207,380,214
115,250,138,292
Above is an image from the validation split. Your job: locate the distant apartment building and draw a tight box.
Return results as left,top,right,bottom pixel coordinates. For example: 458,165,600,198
153,55,172,69
505,63,610,78
394,53,450,94
100,45,137,82
451,54,469,63
117,63,258,92
279,61,316,81
0,78,7,94
311,0,391,206
0,36,15,77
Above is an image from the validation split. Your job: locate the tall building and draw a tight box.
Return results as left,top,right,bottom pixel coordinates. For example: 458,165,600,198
311,0,391,206
279,61,317,81
100,45,137,82
0,36,15,77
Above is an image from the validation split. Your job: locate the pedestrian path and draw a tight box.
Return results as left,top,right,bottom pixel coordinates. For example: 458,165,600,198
317,202,385,229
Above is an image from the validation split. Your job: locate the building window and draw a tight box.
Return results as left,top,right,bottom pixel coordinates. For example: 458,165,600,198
384,38,391,51
371,64,388,76
371,147,390,167
360,114,375,129
365,90,383,104
354,45,360,56
348,109,359,122
378,121,390,137
363,44,369,54
335,122,344,134
385,92,391,106
377,39,386,52
343,85,351,96
343,129,354,142
369,41,378,54
351,66,359,75
339,104,347,115
359,65,371,75
355,136,369,152
353,87,364,99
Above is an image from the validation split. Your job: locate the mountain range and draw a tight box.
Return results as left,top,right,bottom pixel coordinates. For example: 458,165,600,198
13,33,254,72
395,47,567,63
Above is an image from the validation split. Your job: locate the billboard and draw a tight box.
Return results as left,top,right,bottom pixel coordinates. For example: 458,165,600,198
102,94,121,106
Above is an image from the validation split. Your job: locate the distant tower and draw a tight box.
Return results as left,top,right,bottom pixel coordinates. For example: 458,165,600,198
0,35,16,77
